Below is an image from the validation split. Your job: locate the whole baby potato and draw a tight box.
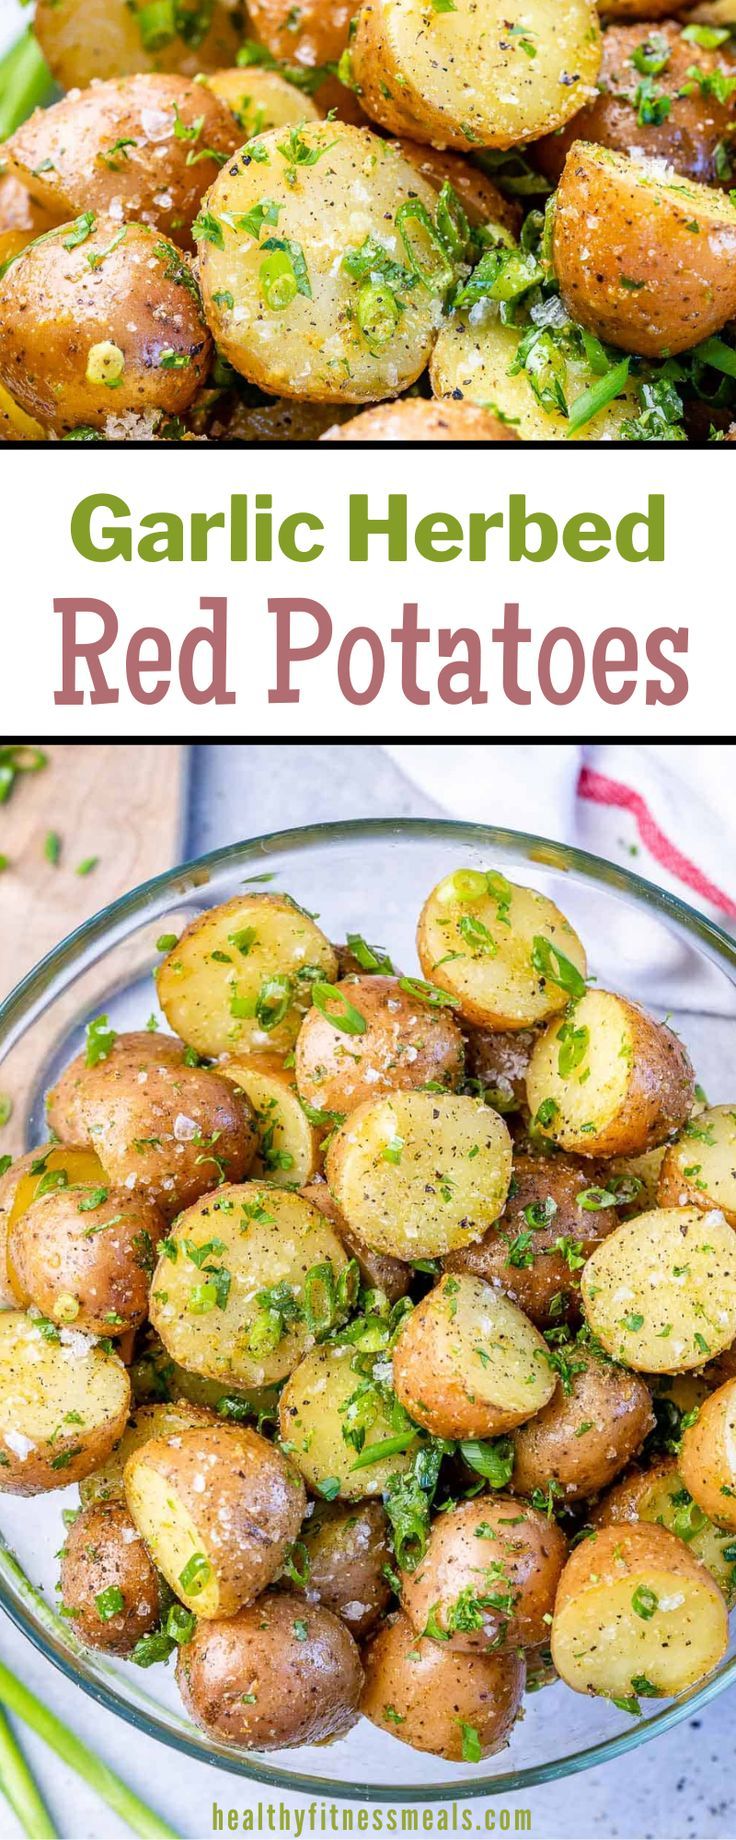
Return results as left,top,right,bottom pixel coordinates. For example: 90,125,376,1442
60,1501,163,1654
5,76,240,247
34,0,243,90
552,142,736,356
444,1150,620,1326
125,1422,306,1616
7,1183,164,1336
320,400,521,442
177,1592,364,1747
295,974,464,1114
198,124,445,405
0,220,212,436
361,1610,525,1760
293,1499,393,1638
400,1495,567,1650
511,1351,654,1502
535,22,736,187
47,1030,256,1217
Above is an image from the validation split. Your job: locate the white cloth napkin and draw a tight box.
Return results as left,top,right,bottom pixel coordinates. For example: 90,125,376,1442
385,744,736,1015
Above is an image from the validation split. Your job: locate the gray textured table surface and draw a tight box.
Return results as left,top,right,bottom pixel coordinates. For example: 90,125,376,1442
2,743,735,1840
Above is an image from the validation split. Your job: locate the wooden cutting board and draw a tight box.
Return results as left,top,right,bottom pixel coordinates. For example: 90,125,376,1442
0,742,188,1144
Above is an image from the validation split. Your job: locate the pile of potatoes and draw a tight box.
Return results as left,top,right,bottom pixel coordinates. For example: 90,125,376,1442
2,868,736,1762
1,0,736,441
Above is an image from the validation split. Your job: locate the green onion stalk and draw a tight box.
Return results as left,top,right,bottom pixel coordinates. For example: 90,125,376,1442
0,1661,179,1840
0,1703,57,1838
0,31,55,142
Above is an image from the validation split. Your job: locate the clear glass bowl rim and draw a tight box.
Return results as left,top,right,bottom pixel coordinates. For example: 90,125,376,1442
1,814,736,1804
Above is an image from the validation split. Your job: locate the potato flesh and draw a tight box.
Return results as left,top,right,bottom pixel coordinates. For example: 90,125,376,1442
80,1400,212,1505
430,307,640,439
156,894,337,1058
206,67,321,135
126,1457,221,1615
581,1207,736,1371
149,1184,348,1388
526,991,631,1141
0,1311,129,1490
417,873,587,1027
553,1563,727,1697
222,1055,321,1186
326,1090,512,1260
393,1273,556,1437
34,0,242,89
659,1106,736,1222
352,0,602,151
198,124,444,404
279,1343,416,1498
6,1146,105,1229
621,1466,736,1604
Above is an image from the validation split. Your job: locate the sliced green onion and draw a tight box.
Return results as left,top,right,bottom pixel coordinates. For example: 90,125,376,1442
566,358,631,435
692,335,736,380
311,982,367,1035
530,936,586,1002
395,199,454,292
356,281,399,352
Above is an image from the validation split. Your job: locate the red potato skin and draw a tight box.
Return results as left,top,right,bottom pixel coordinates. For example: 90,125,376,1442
47,1032,257,1219
552,142,736,358
444,1151,620,1326
680,1378,736,1530
177,1593,364,1748
511,1357,655,1502
321,400,520,442
535,23,736,187
300,1181,409,1304
5,76,240,248
360,1610,526,1760
7,1184,165,1334
59,1502,163,1654
295,974,464,1112
400,1495,568,1650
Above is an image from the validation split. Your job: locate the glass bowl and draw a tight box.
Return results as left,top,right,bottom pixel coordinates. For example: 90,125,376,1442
1,817,736,1801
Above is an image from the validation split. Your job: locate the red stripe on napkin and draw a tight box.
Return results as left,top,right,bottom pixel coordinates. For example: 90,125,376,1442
577,766,736,919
